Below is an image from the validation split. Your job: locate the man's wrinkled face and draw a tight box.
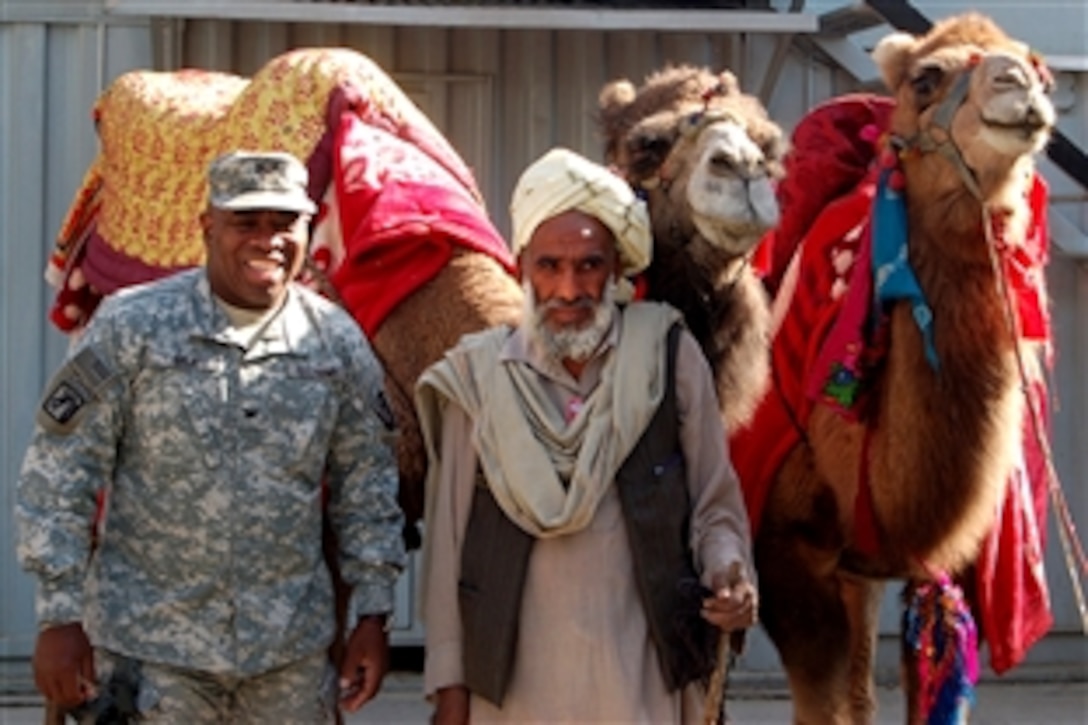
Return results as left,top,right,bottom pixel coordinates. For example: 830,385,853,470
200,207,310,310
518,210,620,362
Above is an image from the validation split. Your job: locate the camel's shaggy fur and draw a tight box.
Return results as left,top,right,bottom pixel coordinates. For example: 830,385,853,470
754,13,1055,723
598,65,785,430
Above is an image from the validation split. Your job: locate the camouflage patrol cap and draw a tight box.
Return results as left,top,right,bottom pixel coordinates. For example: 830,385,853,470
207,150,317,214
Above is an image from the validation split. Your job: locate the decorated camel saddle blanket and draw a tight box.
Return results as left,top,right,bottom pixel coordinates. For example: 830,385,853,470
730,92,1053,673
48,48,513,337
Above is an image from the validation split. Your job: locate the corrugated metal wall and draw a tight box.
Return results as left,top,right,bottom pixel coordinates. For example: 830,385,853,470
0,8,154,659
2,3,1085,681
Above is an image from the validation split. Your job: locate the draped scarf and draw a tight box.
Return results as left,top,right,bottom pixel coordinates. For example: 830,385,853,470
416,302,681,538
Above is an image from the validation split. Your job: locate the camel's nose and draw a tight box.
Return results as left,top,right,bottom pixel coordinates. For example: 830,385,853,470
1024,103,1045,128
993,64,1029,90
708,150,763,180
708,151,736,176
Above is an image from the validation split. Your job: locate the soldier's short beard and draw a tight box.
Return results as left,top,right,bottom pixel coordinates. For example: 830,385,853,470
522,278,617,363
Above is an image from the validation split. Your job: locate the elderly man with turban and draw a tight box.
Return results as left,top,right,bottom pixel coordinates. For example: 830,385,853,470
415,148,756,723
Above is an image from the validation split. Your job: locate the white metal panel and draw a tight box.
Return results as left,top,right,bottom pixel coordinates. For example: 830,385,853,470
1048,254,1088,632
0,13,153,658
343,23,395,70
1048,70,1088,259
604,29,664,96
554,30,607,161
0,0,103,23
496,28,554,234
234,20,291,77
0,20,50,662
397,27,450,132
446,27,501,218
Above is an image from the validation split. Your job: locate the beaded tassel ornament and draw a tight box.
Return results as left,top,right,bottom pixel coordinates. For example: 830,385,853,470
903,575,979,724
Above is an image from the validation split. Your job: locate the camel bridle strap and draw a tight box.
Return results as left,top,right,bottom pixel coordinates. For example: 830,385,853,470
637,106,745,193
981,206,1088,635
892,72,984,201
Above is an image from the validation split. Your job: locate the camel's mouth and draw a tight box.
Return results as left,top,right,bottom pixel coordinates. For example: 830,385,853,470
685,165,779,255
977,115,1052,155
977,87,1055,147
981,116,1050,139
691,211,768,256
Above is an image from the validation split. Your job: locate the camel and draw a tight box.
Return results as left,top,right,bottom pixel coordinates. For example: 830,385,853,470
597,65,785,431
727,13,1056,723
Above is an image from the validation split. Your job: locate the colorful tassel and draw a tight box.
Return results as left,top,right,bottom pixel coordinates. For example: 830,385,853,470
903,575,979,724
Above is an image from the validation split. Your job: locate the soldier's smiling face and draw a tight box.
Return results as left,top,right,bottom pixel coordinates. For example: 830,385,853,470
200,207,310,310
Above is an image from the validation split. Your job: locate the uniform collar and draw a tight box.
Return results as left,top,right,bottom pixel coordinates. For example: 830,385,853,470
191,273,312,358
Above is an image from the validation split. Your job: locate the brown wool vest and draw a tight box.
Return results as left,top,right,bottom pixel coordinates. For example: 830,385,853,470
457,324,720,706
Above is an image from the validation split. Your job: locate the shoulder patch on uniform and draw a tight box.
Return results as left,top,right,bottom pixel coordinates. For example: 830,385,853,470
36,347,118,435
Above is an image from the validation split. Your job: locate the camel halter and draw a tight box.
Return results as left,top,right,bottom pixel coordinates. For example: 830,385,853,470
891,70,983,200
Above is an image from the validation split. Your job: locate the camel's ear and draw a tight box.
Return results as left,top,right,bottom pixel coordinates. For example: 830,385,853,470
598,79,637,162
599,79,636,113
871,31,917,92
715,70,741,96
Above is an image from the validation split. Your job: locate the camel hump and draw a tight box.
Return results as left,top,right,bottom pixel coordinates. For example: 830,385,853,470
766,94,895,292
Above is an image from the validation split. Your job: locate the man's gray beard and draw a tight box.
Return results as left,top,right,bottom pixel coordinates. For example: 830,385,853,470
522,278,617,363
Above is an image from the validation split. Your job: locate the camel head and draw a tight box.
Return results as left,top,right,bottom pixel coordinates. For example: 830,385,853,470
598,65,784,260
872,13,1055,211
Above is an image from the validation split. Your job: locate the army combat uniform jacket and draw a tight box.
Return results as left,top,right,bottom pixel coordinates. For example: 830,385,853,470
16,269,406,676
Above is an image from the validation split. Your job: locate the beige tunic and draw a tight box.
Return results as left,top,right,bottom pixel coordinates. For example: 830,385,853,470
422,322,753,724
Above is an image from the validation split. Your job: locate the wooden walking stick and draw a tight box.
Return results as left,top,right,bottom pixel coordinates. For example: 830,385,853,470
703,559,754,724
703,630,743,725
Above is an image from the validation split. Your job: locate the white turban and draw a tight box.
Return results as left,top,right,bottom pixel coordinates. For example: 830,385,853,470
509,148,652,277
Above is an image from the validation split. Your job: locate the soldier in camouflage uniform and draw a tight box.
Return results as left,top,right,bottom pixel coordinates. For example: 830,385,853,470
16,150,406,723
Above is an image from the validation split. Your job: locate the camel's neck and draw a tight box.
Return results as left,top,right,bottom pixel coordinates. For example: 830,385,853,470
896,179,1024,416
644,236,748,352
869,214,1023,567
